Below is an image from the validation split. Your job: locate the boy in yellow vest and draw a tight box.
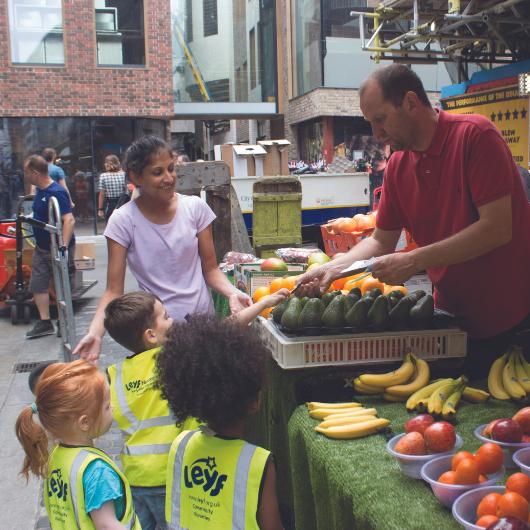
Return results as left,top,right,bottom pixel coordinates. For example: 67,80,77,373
104,289,288,530
157,314,284,530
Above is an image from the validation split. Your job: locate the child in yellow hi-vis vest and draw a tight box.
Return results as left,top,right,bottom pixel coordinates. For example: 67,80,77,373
103,289,288,530
15,360,141,529
157,314,284,530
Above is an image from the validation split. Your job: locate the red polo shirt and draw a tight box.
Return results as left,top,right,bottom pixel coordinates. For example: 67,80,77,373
377,110,530,338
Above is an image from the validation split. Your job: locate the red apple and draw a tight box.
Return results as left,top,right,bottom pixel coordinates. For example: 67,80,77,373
491,419,523,443
405,414,435,435
513,407,530,435
424,421,456,453
394,432,426,455
483,419,502,438
260,258,288,272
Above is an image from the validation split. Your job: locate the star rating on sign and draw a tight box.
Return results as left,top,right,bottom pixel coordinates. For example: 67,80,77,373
505,110,511,120
489,108,527,123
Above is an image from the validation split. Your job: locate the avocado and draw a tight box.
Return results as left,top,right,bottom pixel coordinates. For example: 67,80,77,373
272,298,290,324
321,290,341,307
300,296,309,308
409,294,434,328
367,295,390,331
365,287,382,299
344,298,370,330
387,293,400,309
348,287,362,300
321,295,346,328
404,290,426,304
343,295,357,314
389,296,416,330
298,298,325,329
281,297,304,330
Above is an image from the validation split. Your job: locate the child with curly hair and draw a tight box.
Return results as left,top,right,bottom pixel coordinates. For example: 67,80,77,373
157,314,284,530
15,360,140,529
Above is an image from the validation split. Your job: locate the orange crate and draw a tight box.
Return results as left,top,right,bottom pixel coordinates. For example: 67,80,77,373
320,224,373,256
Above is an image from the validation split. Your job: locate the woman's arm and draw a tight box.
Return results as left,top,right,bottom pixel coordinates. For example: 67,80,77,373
89,501,127,530
72,238,127,363
257,459,284,530
197,225,252,313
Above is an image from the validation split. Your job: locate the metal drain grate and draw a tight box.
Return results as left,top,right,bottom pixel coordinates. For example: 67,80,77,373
13,360,56,374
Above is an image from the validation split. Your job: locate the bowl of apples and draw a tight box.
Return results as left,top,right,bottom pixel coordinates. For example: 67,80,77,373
386,414,463,479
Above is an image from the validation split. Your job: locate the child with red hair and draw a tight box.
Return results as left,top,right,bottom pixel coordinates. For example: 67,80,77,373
16,360,141,529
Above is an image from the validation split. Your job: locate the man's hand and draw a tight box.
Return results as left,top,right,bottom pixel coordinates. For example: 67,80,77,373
294,264,336,297
229,291,253,314
370,252,419,285
72,333,102,365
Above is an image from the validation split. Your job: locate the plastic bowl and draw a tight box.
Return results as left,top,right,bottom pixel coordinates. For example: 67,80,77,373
474,424,530,469
386,433,463,479
452,485,505,530
513,446,530,477
421,455,505,509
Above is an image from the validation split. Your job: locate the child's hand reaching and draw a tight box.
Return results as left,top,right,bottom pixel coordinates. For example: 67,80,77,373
259,288,290,309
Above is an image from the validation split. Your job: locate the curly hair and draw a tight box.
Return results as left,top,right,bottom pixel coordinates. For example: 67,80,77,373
122,136,171,177
156,314,268,431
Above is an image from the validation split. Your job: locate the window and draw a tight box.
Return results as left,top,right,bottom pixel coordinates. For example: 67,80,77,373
8,0,64,65
95,0,145,66
203,0,217,37
249,27,256,89
185,0,193,41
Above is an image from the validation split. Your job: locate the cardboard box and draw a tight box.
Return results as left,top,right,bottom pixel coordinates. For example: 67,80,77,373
258,139,291,176
74,243,96,270
234,262,305,296
214,144,266,177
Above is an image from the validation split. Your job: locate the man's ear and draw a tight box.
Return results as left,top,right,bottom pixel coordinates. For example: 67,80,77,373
143,328,158,347
77,414,90,432
404,91,419,112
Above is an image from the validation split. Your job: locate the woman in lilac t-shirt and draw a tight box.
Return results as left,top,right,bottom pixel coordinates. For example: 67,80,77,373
73,136,251,362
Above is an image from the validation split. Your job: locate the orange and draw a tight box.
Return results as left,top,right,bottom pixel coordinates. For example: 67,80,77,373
340,218,357,233
454,458,481,485
260,307,273,318
451,451,475,472
330,218,347,234
478,474,488,483
269,277,284,294
476,493,501,518
331,277,349,291
343,274,367,291
438,471,456,484
353,214,370,231
506,472,530,501
252,286,270,302
475,515,499,528
475,443,504,475
360,277,385,296
383,284,393,295
281,276,297,291
497,491,529,521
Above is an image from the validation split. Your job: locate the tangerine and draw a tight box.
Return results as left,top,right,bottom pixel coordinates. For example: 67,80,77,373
281,276,297,291
497,491,529,521
360,277,385,296
269,278,284,293
353,214,370,231
260,307,273,318
475,443,504,475
476,492,501,518
475,515,499,528
330,218,347,234
340,218,358,233
451,451,475,472
506,472,530,501
252,286,270,302
331,277,349,291
454,458,481,485
438,471,456,484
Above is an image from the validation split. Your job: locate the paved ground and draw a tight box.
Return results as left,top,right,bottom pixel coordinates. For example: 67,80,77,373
0,233,137,530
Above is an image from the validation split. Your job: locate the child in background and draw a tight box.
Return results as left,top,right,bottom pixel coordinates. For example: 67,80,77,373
103,288,288,530
157,314,284,530
15,360,140,530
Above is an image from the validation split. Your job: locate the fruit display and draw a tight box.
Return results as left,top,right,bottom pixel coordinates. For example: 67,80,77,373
481,407,530,443
394,417,457,455
306,401,390,440
488,347,530,401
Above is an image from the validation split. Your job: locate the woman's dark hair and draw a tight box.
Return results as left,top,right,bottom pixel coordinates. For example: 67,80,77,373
122,136,171,176
157,314,268,430
361,64,431,108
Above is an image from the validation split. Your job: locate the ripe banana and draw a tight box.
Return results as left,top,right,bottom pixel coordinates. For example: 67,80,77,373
517,347,530,378
353,378,382,395
502,350,526,400
513,349,530,393
324,407,378,420
317,414,378,430
462,386,490,404
309,407,376,420
307,401,361,411
385,357,430,398
405,378,454,412
442,381,466,421
359,353,415,388
315,418,390,439
428,379,460,416
488,353,510,400
383,392,406,402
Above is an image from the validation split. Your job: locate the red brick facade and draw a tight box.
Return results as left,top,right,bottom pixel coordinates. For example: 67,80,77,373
0,0,174,118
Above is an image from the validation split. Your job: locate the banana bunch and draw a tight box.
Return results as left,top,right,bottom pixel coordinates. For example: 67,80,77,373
353,352,431,402
307,402,390,440
488,346,530,401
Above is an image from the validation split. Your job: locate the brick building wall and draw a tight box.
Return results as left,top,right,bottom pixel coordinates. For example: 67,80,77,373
0,1,173,118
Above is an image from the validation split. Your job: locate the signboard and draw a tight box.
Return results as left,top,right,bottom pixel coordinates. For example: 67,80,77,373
441,85,529,168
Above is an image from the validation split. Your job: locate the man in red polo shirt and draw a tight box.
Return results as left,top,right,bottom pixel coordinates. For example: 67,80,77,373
297,64,530,376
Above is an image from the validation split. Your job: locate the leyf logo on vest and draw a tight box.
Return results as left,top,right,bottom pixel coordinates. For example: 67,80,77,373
48,468,68,501
125,374,156,394
184,456,227,497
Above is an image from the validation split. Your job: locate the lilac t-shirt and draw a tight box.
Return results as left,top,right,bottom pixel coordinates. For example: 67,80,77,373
104,194,216,320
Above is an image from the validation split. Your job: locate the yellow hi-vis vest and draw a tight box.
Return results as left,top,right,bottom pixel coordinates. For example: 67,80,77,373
165,428,270,530
108,347,199,487
44,444,140,529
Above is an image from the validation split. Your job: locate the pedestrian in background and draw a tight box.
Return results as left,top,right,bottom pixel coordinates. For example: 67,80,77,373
41,147,74,207
98,154,126,222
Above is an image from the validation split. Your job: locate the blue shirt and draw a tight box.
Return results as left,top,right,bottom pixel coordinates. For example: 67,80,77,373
32,182,74,250
83,459,125,519
48,163,66,183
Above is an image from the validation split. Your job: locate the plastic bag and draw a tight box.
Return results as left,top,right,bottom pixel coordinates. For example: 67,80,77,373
275,247,322,264
219,251,258,272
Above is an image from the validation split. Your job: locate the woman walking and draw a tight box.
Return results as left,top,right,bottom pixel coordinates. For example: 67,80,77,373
98,154,126,222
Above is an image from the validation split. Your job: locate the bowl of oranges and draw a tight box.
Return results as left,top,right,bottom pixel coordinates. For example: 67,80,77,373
452,472,530,529
420,443,505,509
